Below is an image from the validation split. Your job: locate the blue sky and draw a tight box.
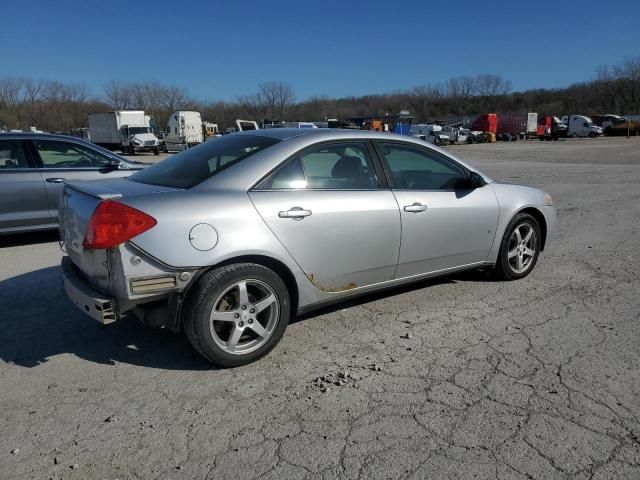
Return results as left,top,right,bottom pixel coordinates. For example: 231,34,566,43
1,0,638,101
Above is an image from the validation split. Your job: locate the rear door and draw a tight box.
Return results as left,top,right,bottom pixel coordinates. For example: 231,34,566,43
29,138,133,222
250,141,401,292
375,141,499,278
0,139,51,231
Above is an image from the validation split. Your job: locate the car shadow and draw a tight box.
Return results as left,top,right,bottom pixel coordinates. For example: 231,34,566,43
0,230,60,248
0,265,496,370
294,268,497,323
0,266,211,370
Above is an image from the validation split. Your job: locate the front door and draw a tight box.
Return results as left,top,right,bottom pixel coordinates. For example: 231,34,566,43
250,141,401,292
29,138,131,222
375,141,499,279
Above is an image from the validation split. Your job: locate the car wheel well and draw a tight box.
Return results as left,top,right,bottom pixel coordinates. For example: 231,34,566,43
517,207,547,250
195,254,298,309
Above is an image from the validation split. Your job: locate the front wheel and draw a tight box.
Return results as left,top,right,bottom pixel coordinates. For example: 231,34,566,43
153,147,160,155
494,213,541,280
183,263,291,367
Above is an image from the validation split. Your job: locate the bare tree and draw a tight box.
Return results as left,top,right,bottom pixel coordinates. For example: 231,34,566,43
161,85,189,112
0,76,24,127
475,74,512,109
236,93,268,121
22,78,43,126
611,56,640,113
104,80,133,109
259,81,295,120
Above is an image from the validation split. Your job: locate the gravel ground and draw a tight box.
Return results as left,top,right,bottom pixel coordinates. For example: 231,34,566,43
1,136,639,479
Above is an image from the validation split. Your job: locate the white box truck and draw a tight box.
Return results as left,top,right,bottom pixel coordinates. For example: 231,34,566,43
165,111,204,151
88,111,160,155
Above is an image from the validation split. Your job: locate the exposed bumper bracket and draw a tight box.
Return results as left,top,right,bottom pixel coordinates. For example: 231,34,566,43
62,256,118,325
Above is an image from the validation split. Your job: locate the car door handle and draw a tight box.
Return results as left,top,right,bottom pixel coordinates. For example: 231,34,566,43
404,202,427,213
46,177,66,183
278,207,312,219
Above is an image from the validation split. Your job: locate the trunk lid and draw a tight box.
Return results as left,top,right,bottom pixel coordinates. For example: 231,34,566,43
59,178,180,291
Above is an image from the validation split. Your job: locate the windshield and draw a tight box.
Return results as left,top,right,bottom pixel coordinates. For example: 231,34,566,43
129,134,280,188
129,127,151,135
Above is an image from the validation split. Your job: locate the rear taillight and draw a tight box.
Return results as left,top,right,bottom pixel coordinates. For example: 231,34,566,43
83,200,156,249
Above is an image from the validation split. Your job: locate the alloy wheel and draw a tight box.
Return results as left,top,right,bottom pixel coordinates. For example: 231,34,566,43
209,279,279,355
508,223,537,274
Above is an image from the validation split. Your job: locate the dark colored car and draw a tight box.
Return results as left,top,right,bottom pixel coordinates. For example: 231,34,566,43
0,133,148,234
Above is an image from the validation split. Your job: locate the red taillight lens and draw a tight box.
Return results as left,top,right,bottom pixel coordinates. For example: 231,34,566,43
83,200,156,249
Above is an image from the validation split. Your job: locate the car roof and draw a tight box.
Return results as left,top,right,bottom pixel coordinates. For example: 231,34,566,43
236,127,416,142
0,131,91,142
0,131,141,165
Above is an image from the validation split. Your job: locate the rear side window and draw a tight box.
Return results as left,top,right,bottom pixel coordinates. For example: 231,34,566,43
258,142,378,190
0,140,30,169
130,135,280,188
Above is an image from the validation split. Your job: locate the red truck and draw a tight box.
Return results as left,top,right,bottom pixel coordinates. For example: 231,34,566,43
536,116,566,140
471,114,497,134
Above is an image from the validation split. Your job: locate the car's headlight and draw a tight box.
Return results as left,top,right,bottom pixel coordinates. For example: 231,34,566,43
543,193,553,206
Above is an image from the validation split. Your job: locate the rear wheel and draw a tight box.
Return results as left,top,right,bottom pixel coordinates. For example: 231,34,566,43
183,263,290,367
494,213,541,280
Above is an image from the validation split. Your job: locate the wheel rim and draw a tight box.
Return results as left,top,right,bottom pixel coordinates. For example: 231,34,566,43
209,279,280,355
508,223,537,274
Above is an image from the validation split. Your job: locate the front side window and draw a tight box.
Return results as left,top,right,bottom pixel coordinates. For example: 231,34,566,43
33,140,112,168
259,142,378,190
130,134,279,188
0,140,30,169
378,143,468,190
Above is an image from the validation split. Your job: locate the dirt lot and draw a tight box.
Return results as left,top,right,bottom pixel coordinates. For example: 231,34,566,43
1,137,639,479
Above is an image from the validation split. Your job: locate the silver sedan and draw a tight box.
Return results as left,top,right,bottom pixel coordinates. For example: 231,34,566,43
59,129,556,367
0,133,146,234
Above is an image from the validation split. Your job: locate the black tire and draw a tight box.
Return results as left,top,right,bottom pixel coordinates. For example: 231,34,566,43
494,213,541,281
129,145,136,155
153,147,160,155
588,132,596,138
183,263,291,367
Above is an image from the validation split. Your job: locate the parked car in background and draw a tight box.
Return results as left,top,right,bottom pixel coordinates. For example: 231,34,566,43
60,129,556,367
440,126,460,144
410,124,451,145
0,133,148,234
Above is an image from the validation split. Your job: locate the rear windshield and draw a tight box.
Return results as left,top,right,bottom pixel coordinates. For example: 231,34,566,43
129,135,279,188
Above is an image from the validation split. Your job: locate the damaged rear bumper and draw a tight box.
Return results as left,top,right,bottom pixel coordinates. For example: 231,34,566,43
61,256,118,325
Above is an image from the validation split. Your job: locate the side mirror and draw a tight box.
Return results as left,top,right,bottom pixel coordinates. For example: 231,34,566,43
107,158,122,170
468,171,485,189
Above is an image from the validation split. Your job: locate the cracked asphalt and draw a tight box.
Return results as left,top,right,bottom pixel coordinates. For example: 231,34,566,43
1,136,639,479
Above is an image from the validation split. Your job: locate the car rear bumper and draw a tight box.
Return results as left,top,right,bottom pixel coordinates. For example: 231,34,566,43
61,256,118,325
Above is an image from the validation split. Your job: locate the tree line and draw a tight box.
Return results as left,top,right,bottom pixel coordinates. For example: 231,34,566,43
1,56,638,133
